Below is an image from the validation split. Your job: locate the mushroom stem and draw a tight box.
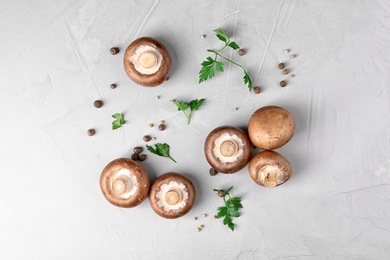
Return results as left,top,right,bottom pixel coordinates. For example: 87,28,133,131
138,51,157,68
220,140,238,157
165,190,180,205
258,165,284,188
112,179,127,196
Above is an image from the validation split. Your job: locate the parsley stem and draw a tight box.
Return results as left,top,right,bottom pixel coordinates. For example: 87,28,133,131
187,111,192,124
208,49,248,76
169,156,177,163
182,110,191,124
215,42,229,53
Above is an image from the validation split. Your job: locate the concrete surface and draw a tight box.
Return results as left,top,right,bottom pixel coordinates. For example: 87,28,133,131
1,0,390,259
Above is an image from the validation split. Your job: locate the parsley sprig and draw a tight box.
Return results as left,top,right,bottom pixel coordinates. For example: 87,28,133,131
171,98,205,124
213,186,243,231
146,143,177,163
112,113,126,130
199,28,253,92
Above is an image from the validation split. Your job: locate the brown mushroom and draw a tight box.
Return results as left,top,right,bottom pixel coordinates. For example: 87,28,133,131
204,126,252,174
100,158,150,208
249,150,292,187
149,172,195,219
123,37,171,87
248,106,295,150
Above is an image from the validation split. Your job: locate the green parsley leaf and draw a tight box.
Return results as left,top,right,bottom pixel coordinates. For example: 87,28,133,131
215,61,224,72
171,98,205,124
201,56,214,67
172,100,189,111
228,41,240,50
199,63,215,83
223,215,231,225
217,206,227,218
146,143,177,163
199,28,254,92
214,28,229,43
227,221,235,231
111,113,126,130
244,72,253,92
189,99,205,112
229,197,243,209
227,207,240,218
213,186,243,231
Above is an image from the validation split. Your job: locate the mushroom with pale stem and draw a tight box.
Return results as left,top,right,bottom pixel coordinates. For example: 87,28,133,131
100,158,150,208
149,172,196,219
204,126,252,174
124,37,171,87
248,106,295,150
249,151,292,188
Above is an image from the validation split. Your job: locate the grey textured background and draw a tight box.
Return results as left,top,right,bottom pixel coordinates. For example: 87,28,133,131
1,0,390,259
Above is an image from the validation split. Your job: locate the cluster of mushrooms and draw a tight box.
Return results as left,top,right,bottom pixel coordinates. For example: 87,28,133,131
100,158,196,218
204,106,295,188
100,37,196,218
100,36,295,220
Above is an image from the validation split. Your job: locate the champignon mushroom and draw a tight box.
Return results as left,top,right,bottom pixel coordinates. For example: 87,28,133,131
248,106,295,150
123,37,171,87
249,151,292,188
100,158,150,208
204,126,252,174
149,172,195,219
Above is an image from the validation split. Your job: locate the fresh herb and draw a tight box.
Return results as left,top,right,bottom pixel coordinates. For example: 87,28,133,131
146,143,177,163
213,186,243,231
199,28,253,92
171,98,205,124
112,113,126,130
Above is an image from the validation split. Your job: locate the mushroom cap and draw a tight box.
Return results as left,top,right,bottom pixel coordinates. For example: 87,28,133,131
100,158,150,208
149,172,196,219
123,37,171,87
249,150,292,187
248,106,295,150
204,126,252,174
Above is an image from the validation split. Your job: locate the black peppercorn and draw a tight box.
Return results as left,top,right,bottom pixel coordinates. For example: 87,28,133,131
138,154,146,161
110,47,119,55
209,168,218,176
238,49,245,56
133,147,143,154
87,129,95,136
94,100,103,108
